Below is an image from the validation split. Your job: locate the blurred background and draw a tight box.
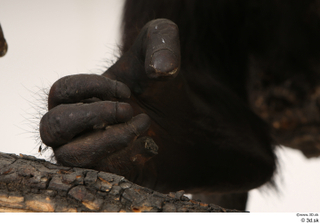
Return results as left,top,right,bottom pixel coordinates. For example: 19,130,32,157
0,0,319,212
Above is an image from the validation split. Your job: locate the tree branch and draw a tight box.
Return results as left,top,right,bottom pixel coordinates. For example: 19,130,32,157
0,152,238,212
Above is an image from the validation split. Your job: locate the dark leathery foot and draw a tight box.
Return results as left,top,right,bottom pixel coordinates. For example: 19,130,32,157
53,113,151,168
104,19,181,93
48,74,131,109
103,136,158,177
40,101,133,148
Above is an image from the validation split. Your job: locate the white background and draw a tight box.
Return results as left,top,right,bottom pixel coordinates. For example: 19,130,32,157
0,0,319,212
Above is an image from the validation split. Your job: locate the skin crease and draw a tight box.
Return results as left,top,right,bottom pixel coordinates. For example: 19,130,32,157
40,0,320,210
40,18,275,210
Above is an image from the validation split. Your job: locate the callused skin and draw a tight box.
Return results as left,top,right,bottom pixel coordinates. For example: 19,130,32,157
40,19,276,196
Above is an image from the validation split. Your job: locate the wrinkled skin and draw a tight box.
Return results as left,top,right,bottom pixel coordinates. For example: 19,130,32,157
37,0,320,211
40,19,276,209
40,19,276,210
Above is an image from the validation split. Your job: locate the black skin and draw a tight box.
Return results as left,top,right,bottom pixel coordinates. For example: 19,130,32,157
40,0,320,210
40,18,275,210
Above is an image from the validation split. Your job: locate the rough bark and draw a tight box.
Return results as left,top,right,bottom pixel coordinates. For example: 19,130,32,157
0,152,238,212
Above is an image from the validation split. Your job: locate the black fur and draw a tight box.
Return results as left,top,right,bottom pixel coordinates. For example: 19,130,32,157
120,0,320,209
40,0,320,210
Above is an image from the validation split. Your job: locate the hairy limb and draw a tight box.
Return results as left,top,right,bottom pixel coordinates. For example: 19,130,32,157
40,18,276,196
40,19,180,177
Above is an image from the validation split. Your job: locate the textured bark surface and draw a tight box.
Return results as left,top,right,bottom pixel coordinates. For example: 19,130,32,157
0,152,238,212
